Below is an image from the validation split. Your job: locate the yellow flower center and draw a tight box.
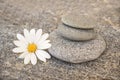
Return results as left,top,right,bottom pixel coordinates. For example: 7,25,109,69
27,43,37,53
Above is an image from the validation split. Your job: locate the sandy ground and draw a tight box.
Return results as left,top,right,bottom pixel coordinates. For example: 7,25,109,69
0,0,120,80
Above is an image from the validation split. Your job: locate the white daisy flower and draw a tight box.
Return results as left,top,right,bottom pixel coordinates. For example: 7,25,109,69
13,29,51,65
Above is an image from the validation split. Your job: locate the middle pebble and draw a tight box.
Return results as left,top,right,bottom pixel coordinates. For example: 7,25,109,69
58,24,96,41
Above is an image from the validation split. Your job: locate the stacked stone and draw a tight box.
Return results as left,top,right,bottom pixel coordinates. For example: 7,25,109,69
58,13,96,41
48,13,106,63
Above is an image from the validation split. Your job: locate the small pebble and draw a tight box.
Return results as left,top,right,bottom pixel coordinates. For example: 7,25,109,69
58,24,96,41
62,13,96,29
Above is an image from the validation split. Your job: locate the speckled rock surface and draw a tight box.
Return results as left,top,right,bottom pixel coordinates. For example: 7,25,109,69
0,0,120,80
48,30,106,63
62,13,96,29
58,24,96,41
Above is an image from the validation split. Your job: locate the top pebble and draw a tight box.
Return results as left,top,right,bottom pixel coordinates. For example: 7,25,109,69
61,13,96,29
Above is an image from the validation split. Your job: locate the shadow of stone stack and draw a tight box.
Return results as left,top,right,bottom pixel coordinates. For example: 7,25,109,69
48,13,106,63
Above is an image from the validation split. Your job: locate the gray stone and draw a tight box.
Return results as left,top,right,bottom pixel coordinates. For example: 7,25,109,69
57,24,96,41
48,30,106,63
61,13,97,29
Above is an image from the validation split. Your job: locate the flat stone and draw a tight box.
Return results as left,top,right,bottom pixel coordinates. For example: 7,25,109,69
61,13,97,29
48,30,106,63
58,24,96,41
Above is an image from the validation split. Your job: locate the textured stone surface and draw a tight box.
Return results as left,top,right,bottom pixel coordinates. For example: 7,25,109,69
58,24,96,41
62,13,96,29
48,30,106,63
0,0,120,80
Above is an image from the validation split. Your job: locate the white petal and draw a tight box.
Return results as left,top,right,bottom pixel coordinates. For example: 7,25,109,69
39,33,49,43
34,29,42,43
13,40,26,47
17,34,28,44
45,40,50,43
30,29,36,42
30,29,35,36
36,51,46,62
12,47,26,53
23,29,32,43
38,40,50,44
36,50,51,59
36,29,42,37
24,29,29,38
38,43,51,49
24,54,31,64
25,35,32,43
19,52,28,58
17,34,25,41
30,54,37,65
